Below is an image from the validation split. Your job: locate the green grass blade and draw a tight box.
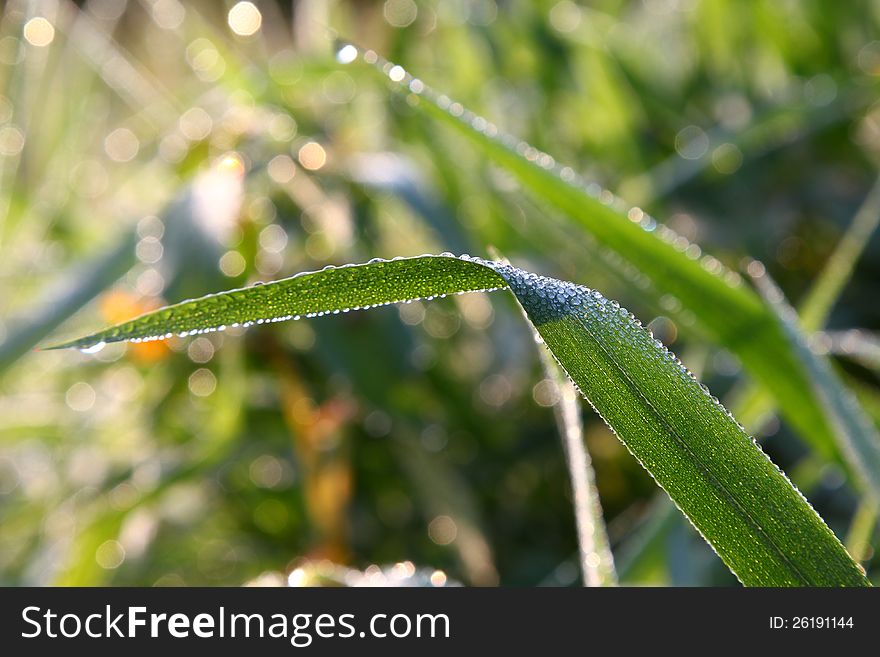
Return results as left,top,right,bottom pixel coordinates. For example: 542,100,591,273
846,498,879,564
493,260,867,586
536,331,618,587
745,262,880,501
46,254,868,586
45,255,506,351
799,177,880,332
346,46,845,472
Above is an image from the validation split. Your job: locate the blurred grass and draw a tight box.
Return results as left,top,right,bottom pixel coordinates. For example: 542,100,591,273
0,0,878,586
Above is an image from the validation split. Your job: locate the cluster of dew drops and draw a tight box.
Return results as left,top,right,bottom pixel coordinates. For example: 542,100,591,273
464,255,758,444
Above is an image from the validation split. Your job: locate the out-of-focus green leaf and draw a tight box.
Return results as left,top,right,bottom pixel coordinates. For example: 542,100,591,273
47,255,868,585
540,350,617,587
0,230,136,372
728,176,880,460
746,262,880,501
799,177,880,332
846,499,879,564
615,498,679,585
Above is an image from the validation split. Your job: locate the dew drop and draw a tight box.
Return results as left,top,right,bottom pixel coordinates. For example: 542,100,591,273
79,341,107,355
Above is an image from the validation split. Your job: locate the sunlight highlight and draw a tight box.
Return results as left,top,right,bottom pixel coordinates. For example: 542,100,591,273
23,17,55,47
228,2,262,36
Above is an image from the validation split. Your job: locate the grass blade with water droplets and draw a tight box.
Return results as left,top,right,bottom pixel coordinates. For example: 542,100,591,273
45,256,506,351
46,254,869,586
490,260,868,586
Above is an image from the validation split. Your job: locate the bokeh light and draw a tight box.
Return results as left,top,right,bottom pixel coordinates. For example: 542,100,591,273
228,2,262,37
23,17,54,47
297,141,326,170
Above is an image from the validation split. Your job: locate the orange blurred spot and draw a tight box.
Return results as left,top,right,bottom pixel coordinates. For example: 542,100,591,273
99,290,170,363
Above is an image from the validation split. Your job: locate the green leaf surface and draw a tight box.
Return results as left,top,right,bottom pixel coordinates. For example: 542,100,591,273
47,254,868,586
348,47,849,476
46,256,506,351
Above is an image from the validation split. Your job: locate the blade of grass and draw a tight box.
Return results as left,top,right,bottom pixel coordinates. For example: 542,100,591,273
541,352,617,587
846,498,879,564
745,260,880,501
46,254,869,586
799,176,880,332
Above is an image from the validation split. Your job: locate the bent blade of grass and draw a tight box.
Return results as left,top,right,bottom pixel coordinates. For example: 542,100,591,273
496,261,866,586
46,254,868,586
347,46,849,474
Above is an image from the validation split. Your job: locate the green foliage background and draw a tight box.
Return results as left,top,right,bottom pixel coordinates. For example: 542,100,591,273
0,0,878,586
